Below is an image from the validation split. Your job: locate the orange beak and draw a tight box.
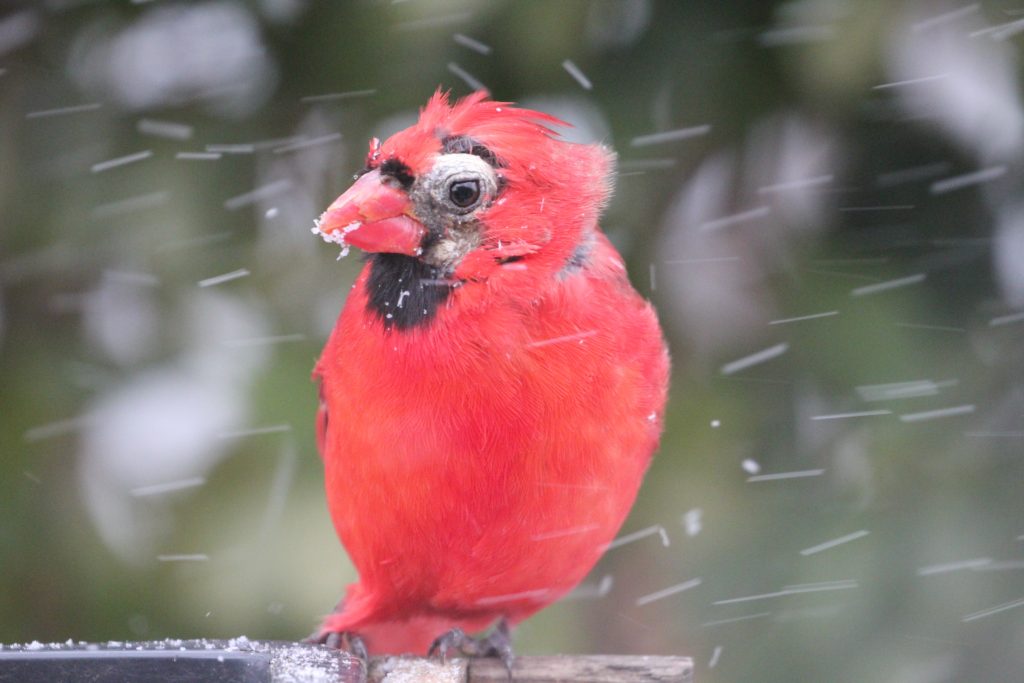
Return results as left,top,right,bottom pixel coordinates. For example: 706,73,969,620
315,170,427,256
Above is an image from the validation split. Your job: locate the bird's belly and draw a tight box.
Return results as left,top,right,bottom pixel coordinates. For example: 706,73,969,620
322,385,653,620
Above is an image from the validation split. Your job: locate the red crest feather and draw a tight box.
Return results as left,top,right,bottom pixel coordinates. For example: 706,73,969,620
378,90,566,175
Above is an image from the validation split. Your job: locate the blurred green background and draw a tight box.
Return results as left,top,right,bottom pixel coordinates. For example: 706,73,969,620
3,1,1024,681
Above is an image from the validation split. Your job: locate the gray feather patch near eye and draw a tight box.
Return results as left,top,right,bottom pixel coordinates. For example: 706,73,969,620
418,153,498,214
410,153,500,270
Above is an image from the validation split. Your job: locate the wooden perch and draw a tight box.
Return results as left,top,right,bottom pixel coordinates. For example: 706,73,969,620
370,655,693,683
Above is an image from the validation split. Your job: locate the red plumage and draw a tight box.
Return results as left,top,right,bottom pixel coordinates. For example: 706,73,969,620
312,91,669,654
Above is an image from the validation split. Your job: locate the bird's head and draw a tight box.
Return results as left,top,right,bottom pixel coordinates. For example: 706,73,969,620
315,91,613,281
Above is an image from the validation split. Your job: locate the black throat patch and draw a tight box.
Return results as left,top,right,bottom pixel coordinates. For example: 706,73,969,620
365,253,455,330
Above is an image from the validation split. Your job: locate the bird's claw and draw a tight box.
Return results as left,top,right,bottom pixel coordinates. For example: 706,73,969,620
428,618,514,680
304,629,368,667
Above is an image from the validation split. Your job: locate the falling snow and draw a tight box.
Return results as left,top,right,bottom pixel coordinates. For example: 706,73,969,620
720,343,789,375
5,5,1024,680
197,269,251,288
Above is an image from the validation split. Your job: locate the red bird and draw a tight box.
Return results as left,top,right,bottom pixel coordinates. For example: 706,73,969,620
311,91,669,658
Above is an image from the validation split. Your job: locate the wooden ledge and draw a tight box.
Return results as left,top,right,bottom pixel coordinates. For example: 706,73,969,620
372,655,693,683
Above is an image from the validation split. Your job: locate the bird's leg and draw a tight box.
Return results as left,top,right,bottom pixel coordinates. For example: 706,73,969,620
487,617,515,677
428,617,514,678
303,628,369,669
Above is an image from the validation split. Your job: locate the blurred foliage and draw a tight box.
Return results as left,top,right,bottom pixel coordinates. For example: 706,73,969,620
2,1,1024,681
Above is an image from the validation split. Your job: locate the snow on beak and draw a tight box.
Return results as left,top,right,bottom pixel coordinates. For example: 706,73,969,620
313,169,426,256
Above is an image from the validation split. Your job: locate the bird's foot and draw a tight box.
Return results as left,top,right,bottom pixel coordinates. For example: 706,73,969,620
303,629,369,668
428,618,514,679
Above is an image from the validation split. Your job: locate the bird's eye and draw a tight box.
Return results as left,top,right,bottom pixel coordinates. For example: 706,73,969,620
427,155,495,214
448,179,481,209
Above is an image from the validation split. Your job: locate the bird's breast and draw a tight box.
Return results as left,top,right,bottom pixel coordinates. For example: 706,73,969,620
317,260,667,611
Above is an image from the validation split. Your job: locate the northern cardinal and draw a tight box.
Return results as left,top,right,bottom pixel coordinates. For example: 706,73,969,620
311,91,669,658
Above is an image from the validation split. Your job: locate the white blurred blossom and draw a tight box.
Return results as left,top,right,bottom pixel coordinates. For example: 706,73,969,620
885,3,1024,162
67,1,277,116
0,9,40,57
885,5,1024,310
78,291,270,563
657,112,835,363
180,289,272,383
82,274,159,367
79,371,243,563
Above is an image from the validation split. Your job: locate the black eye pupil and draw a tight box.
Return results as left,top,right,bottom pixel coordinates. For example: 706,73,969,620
449,179,480,208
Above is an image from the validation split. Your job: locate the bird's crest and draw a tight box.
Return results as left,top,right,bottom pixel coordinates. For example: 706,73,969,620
374,90,566,175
